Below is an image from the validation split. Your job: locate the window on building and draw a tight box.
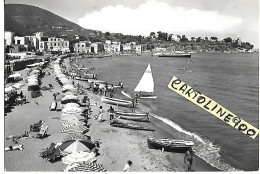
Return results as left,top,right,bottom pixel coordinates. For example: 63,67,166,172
50,43,52,46
54,43,56,46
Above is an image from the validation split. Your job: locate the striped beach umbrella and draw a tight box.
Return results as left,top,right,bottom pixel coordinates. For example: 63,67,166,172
62,107,82,114
59,124,88,134
64,161,106,172
59,139,95,153
63,103,80,108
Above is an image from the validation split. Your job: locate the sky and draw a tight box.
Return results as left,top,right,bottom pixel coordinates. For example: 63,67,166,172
4,0,259,48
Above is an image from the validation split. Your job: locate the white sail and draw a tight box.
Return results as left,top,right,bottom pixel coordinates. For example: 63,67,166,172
134,63,154,95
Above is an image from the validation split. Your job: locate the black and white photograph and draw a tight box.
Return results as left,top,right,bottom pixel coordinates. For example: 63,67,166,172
3,0,259,172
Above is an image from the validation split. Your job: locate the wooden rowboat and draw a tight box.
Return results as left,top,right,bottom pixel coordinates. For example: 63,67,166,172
110,119,154,131
115,111,149,122
101,96,133,107
147,137,194,153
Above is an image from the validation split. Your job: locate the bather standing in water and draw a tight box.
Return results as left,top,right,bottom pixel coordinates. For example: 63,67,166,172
184,147,195,171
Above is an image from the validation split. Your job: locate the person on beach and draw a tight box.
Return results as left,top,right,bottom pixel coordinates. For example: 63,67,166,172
184,147,195,171
98,106,104,122
123,160,133,172
53,93,57,101
104,83,108,96
5,144,24,151
111,84,114,93
107,106,115,120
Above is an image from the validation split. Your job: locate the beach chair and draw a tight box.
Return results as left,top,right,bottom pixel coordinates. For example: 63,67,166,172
39,142,56,158
30,120,44,132
49,102,57,111
56,102,62,111
36,126,48,139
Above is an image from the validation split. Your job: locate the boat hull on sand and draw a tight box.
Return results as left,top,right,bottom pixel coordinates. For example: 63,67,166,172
115,111,149,122
158,53,191,58
110,119,154,131
101,96,133,107
147,137,194,153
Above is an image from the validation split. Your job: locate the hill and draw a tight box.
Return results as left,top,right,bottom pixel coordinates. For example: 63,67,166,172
4,4,99,40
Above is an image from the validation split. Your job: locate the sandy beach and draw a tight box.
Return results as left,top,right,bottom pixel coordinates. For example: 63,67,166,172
4,55,219,172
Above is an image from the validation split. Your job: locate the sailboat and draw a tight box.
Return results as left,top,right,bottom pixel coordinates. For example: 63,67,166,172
134,63,157,99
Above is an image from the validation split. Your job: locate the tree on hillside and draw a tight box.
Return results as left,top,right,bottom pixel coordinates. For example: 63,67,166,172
223,37,232,46
180,35,189,42
104,32,110,37
150,32,155,38
205,37,209,42
191,37,195,42
196,37,202,42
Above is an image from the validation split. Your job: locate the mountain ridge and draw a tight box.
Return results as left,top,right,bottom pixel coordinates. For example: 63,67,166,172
4,4,98,40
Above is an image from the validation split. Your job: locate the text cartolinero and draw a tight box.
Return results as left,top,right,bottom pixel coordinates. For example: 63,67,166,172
168,76,259,139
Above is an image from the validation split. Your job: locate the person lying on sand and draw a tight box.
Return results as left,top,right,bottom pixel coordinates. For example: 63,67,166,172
6,131,32,140
5,144,24,151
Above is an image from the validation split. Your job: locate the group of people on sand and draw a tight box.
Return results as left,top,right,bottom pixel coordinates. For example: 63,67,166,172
95,105,115,122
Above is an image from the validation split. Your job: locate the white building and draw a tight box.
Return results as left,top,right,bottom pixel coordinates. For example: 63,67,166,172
46,37,70,52
4,31,14,45
74,41,91,54
90,42,103,53
14,36,30,45
136,45,142,54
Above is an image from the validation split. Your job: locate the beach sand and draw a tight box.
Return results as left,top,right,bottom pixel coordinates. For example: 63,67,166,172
4,55,219,172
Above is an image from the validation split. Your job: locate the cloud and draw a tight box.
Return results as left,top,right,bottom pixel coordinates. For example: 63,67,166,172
77,0,242,36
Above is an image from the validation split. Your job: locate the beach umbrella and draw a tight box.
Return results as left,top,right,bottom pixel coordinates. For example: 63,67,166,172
59,139,95,153
5,86,14,93
62,84,75,92
64,161,106,172
12,83,24,89
61,95,79,104
60,119,86,127
62,107,82,114
63,103,80,108
63,91,77,96
59,124,88,134
62,151,96,165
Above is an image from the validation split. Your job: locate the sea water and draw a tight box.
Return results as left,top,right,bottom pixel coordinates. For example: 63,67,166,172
76,53,259,171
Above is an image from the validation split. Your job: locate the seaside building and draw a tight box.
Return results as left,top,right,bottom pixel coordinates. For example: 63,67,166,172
90,42,104,53
14,36,30,45
122,44,132,53
136,45,142,54
27,32,48,51
233,35,242,44
74,41,91,54
104,43,112,53
47,37,70,53
170,34,180,42
4,31,15,45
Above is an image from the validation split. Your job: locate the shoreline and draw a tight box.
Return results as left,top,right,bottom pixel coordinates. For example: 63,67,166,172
4,55,219,172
